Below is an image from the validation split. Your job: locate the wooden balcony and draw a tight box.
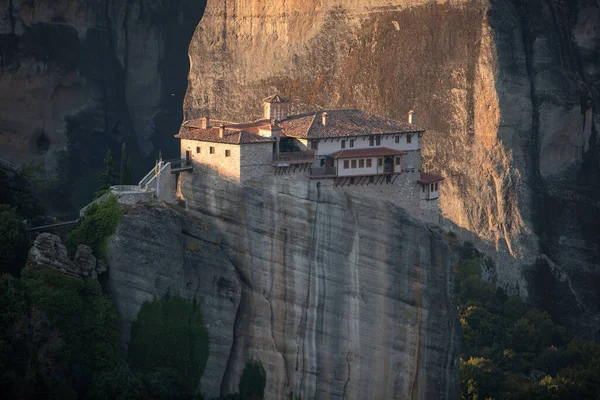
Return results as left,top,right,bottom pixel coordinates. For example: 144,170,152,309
273,150,315,163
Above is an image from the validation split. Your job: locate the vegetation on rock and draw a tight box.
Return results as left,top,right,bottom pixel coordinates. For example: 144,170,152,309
66,194,122,256
0,205,29,275
456,243,600,399
96,150,116,198
238,361,267,400
120,143,132,185
0,266,121,399
128,291,210,398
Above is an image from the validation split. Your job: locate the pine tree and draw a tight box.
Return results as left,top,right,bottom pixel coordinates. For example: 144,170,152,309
119,143,131,185
97,150,115,197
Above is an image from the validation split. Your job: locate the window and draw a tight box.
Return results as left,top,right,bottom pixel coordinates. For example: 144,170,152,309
351,160,357,168
320,159,326,167
434,182,438,191
311,140,318,150
366,159,372,168
196,146,201,153
350,139,355,148
210,146,215,154
430,183,434,192
407,134,412,144
225,149,231,157
359,159,364,168
376,136,381,146
395,136,400,143
341,140,346,149
422,185,425,193
378,158,383,166
395,156,401,165
369,136,374,146
344,160,349,169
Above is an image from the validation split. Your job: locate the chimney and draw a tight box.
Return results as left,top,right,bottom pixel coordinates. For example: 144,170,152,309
201,117,209,129
219,125,225,138
408,110,415,125
322,112,327,127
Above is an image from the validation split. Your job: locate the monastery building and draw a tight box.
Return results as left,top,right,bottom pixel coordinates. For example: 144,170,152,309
171,95,444,222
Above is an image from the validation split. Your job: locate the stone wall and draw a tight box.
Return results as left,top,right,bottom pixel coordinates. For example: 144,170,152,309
240,142,275,183
181,139,241,182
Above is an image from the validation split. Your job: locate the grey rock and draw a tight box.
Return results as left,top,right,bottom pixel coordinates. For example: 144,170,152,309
106,177,460,400
74,245,96,277
27,232,106,279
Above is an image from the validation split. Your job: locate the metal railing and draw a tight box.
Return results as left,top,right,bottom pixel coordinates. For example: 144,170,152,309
273,150,315,162
169,158,191,170
310,166,337,177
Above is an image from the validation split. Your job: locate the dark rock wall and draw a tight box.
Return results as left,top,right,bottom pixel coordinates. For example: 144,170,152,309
0,0,205,210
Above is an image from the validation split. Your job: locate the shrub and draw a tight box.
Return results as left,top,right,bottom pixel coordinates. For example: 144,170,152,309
238,361,266,400
0,205,29,275
66,194,121,256
128,292,209,397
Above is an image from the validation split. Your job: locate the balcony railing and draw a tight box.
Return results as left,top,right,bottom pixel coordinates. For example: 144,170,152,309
310,166,337,177
273,150,315,163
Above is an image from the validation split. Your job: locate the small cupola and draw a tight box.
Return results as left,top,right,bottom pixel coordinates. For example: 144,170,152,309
263,94,288,121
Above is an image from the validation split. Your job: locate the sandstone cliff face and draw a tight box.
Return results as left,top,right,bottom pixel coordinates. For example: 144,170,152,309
184,0,600,338
106,177,460,399
0,0,205,209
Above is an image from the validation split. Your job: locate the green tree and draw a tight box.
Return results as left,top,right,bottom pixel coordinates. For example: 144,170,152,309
238,361,266,400
0,205,29,276
128,292,209,397
66,195,122,256
97,150,115,197
87,365,146,400
120,143,132,185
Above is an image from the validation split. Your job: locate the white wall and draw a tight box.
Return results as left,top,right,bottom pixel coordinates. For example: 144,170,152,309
312,133,420,156
336,157,378,176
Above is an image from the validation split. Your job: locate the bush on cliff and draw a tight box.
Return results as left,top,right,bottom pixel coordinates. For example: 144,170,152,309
456,251,600,399
238,360,267,400
66,194,121,256
0,266,121,399
128,291,209,398
0,205,29,276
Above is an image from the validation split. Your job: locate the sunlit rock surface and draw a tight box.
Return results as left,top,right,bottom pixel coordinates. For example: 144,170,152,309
184,0,600,338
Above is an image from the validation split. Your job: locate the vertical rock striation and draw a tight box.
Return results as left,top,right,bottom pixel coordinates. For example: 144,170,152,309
106,176,460,399
184,0,600,337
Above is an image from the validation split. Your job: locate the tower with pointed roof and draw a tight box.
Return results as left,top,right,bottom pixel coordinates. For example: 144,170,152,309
263,94,288,121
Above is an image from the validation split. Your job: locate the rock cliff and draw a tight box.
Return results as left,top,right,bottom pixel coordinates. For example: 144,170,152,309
0,0,205,209
184,0,600,338
106,176,460,399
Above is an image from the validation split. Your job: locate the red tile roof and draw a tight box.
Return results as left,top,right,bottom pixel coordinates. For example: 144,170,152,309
263,94,287,103
175,119,275,144
327,147,408,159
418,172,445,184
279,109,424,139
